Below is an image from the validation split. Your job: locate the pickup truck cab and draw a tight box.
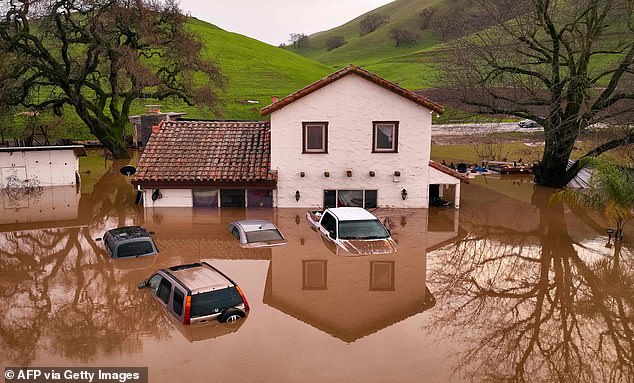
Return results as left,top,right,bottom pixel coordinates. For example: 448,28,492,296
306,207,397,255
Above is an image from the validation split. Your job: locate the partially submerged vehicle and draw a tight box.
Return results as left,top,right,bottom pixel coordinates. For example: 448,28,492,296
138,262,249,325
227,220,287,248
306,207,397,255
101,226,159,259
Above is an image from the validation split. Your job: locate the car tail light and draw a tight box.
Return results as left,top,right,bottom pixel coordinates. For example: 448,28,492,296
236,285,250,313
183,295,191,324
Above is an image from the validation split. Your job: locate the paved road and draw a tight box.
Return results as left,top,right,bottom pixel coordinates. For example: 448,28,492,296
431,122,542,136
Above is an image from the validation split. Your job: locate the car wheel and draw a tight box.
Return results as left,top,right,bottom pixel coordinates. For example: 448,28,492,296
218,308,245,323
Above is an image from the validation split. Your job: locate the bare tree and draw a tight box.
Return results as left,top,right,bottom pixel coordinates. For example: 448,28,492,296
325,35,346,51
441,0,634,187
0,0,225,159
359,13,389,36
289,33,310,49
389,28,418,47
425,187,634,382
418,7,438,30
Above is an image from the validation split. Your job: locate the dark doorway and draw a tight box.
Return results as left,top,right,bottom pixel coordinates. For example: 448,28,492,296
429,184,440,205
220,189,245,207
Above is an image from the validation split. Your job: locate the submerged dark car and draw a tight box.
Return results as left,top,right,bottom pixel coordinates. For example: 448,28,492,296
138,262,250,325
102,226,158,259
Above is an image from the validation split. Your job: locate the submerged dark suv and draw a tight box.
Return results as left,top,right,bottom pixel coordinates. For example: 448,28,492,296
138,262,249,324
102,226,158,259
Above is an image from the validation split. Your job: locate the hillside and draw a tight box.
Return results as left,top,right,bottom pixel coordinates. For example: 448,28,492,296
182,18,331,119
3,18,332,142
287,0,509,89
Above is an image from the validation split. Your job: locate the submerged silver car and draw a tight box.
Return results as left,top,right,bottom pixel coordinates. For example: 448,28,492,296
227,220,287,248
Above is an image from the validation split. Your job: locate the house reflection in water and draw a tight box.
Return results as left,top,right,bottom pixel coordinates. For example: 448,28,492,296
0,185,80,227
263,208,459,343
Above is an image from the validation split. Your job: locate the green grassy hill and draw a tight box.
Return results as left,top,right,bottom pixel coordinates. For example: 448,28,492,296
287,0,504,89
184,18,330,119
3,18,331,142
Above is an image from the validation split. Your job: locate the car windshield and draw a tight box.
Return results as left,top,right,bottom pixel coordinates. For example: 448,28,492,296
245,229,284,243
338,219,389,240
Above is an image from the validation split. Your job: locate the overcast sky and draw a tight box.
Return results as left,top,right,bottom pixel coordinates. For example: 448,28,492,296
178,0,394,46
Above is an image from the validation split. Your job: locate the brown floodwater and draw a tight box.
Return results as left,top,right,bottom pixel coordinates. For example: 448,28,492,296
0,153,632,383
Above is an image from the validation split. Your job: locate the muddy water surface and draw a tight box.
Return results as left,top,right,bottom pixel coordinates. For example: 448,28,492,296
0,154,632,382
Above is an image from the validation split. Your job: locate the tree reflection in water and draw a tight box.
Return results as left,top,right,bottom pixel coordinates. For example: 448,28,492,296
0,159,171,365
427,186,633,383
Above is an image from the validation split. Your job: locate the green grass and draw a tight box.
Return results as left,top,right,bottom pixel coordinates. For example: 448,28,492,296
5,18,332,142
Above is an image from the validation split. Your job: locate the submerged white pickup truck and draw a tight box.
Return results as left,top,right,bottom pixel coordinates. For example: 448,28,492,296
306,207,397,255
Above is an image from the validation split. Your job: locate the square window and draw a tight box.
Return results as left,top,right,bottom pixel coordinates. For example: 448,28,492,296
303,261,327,290
373,122,398,152
303,122,328,153
370,261,395,291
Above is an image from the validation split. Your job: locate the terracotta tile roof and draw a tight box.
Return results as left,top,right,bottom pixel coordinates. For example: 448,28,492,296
132,120,276,187
428,160,471,183
261,64,444,115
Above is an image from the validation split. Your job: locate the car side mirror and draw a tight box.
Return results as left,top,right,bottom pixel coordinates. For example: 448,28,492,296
138,281,149,289
149,231,155,235
328,230,336,239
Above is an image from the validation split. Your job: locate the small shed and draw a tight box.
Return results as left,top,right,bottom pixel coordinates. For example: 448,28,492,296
0,145,86,188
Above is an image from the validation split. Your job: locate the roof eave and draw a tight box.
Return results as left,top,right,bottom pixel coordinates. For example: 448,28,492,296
260,65,444,116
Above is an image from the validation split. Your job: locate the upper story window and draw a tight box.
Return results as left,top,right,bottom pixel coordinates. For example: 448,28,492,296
303,122,328,153
373,121,399,153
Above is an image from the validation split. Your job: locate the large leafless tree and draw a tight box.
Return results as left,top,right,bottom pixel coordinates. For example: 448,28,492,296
0,0,224,159
443,0,634,187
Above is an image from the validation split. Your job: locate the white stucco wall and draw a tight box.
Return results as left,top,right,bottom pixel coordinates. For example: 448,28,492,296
142,188,193,208
270,74,434,208
0,149,80,187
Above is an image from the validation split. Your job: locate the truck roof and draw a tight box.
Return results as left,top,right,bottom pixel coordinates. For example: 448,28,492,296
326,207,379,221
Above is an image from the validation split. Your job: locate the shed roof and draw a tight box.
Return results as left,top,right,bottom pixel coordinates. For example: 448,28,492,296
260,65,444,115
428,161,471,183
132,120,276,187
0,145,86,157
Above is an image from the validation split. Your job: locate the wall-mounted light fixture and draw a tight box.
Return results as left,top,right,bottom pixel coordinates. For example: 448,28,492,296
324,171,330,177
346,170,352,177
300,171,305,177
394,171,401,177
295,190,301,202
401,188,408,200
369,171,375,177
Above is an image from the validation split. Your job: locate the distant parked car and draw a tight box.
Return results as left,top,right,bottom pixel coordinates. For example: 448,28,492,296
227,220,287,248
138,262,249,325
101,226,158,259
306,207,397,255
518,119,540,128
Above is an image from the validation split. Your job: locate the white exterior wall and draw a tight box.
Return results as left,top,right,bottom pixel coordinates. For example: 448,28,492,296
270,74,433,208
0,149,80,187
142,188,193,207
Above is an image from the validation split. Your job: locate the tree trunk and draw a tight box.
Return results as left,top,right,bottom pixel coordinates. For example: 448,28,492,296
533,125,577,188
73,101,131,159
100,133,130,159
